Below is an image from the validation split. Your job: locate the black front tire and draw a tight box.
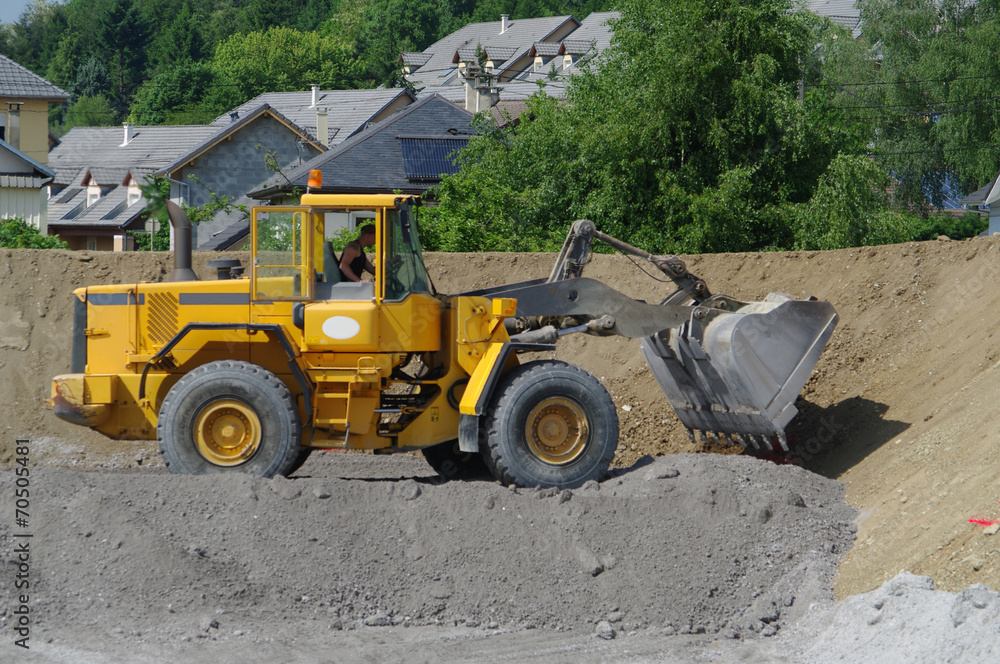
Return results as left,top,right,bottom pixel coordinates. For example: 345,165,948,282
158,360,302,477
481,360,618,489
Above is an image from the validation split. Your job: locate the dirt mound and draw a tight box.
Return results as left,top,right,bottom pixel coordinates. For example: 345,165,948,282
0,452,853,651
3,237,1000,602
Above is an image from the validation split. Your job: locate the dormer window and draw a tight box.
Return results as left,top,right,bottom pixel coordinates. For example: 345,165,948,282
127,185,141,207
87,185,101,207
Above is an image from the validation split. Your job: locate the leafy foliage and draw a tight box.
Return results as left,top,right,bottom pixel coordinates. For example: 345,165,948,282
63,93,118,128
426,0,875,253
0,217,69,249
205,26,365,114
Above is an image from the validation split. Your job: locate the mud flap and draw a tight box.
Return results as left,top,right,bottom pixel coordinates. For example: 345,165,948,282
641,294,838,451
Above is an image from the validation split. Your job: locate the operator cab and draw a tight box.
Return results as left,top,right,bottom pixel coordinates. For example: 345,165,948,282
249,194,433,304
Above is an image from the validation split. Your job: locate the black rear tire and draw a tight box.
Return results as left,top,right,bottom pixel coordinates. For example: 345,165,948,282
158,360,302,477
481,360,618,489
422,439,489,481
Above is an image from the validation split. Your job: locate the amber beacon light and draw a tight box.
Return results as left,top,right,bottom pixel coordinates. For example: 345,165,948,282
307,169,323,191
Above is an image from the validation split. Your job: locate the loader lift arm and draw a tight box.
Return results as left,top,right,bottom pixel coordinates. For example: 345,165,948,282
467,219,839,454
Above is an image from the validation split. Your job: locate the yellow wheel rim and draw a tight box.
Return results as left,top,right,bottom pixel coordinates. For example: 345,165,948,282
525,397,589,465
193,399,262,467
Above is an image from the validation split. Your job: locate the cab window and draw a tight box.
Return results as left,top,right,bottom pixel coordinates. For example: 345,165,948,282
384,204,432,301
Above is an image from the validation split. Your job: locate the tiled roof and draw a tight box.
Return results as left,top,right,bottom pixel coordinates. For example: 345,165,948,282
401,52,432,66
490,100,532,127
560,39,596,55
566,11,617,53
0,53,69,101
807,0,862,37
48,186,146,229
418,80,567,105
407,15,578,89
156,104,316,177
48,125,218,185
82,167,130,187
199,218,250,251
210,88,415,147
251,95,475,198
531,42,562,57
481,46,519,62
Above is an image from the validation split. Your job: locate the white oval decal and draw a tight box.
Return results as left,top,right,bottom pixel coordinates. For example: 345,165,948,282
321,316,361,340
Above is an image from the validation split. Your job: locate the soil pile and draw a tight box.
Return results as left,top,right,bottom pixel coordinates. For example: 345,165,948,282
3,237,1000,600
0,452,853,653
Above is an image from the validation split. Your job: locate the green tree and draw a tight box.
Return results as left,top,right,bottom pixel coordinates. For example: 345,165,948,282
0,217,68,249
147,2,205,75
98,0,150,112
71,55,111,101
130,61,216,125
427,0,867,253
206,26,365,113
63,94,118,128
815,0,1000,208
793,155,911,250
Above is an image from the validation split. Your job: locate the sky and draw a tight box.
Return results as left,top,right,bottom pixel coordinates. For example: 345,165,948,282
2,0,37,26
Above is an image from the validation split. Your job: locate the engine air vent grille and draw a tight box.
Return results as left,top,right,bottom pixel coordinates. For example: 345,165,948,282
145,292,179,346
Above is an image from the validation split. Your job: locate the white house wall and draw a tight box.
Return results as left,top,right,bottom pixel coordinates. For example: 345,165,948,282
0,187,47,231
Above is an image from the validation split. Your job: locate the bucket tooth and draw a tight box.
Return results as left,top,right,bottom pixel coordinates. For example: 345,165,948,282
761,436,774,452
698,430,711,446
777,431,789,452
685,428,696,444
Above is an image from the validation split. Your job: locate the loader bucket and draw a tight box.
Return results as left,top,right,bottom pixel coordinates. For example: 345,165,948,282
640,294,838,451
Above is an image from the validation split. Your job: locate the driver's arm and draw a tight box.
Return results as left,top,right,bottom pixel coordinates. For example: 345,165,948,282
364,257,375,275
339,245,362,281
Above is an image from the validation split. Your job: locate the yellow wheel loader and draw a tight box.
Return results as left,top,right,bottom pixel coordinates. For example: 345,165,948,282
48,192,837,488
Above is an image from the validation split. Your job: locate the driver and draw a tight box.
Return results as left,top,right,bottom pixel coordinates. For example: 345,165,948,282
338,224,376,282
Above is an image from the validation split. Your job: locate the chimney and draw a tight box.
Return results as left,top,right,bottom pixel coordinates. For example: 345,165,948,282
311,84,321,107
500,14,509,34
120,122,133,147
315,108,329,148
5,103,21,150
462,62,499,113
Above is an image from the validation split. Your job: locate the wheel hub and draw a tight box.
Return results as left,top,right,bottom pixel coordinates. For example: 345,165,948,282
525,397,589,465
194,399,261,466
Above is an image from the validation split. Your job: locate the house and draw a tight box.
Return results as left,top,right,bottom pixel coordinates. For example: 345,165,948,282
959,171,1000,235
45,88,418,251
402,12,618,110
46,123,219,250
806,0,862,38
245,95,475,244
0,52,69,232
213,87,415,148
0,138,57,230
152,104,326,248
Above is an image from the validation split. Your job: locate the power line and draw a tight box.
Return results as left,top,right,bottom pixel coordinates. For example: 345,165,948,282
805,72,1000,88
805,60,1000,116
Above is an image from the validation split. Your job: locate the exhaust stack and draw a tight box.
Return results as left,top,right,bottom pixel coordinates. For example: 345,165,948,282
165,201,198,282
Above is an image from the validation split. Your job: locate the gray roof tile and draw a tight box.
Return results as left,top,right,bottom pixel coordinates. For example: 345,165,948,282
210,88,415,146
252,95,475,197
50,187,145,229
407,15,579,89
48,125,218,185
807,0,862,37
532,42,562,57
0,53,69,100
